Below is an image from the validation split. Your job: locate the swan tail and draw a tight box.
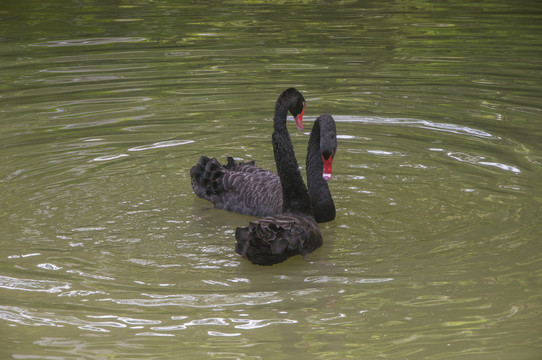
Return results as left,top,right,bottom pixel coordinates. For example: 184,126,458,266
234,214,323,266
190,156,226,198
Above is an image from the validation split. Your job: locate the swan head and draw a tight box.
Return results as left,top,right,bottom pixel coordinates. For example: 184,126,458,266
318,114,337,181
280,87,306,131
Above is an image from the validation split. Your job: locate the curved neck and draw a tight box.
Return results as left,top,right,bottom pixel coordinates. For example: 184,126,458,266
272,101,312,215
306,119,335,222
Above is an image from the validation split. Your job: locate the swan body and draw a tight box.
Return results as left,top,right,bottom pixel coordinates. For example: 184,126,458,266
235,213,322,266
190,156,282,217
234,88,323,265
190,115,337,222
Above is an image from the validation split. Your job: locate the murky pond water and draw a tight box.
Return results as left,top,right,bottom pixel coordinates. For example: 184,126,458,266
1,1,542,359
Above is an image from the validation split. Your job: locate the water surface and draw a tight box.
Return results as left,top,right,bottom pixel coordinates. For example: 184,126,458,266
1,1,542,359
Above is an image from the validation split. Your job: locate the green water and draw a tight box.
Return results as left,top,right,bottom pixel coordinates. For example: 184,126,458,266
1,1,542,359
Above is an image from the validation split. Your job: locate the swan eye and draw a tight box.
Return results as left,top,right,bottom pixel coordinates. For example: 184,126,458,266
322,149,334,160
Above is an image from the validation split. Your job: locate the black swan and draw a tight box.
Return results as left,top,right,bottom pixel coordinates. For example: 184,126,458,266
190,109,337,223
234,88,323,265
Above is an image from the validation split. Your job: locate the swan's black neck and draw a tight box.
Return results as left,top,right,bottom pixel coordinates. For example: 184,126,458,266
272,92,312,216
306,115,336,222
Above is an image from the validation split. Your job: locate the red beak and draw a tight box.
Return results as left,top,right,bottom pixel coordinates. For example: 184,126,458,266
322,152,333,181
294,102,305,131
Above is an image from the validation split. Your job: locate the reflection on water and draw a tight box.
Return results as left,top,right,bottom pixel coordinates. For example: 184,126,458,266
0,275,70,293
30,37,148,47
334,116,498,139
1,0,542,358
127,140,195,152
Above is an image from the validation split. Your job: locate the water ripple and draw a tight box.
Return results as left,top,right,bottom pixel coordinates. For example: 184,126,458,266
87,315,161,326
128,140,195,152
446,151,521,173
92,154,130,162
207,331,242,337
231,318,297,329
334,115,498,139
99,291,282,308
30,37,147,47
0,275,70,293
304,276,394,284
0,304,299,336
478,161,521,173
0,307,181,334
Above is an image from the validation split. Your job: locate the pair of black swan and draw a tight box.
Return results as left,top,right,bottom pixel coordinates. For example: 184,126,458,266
190,88,337,265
